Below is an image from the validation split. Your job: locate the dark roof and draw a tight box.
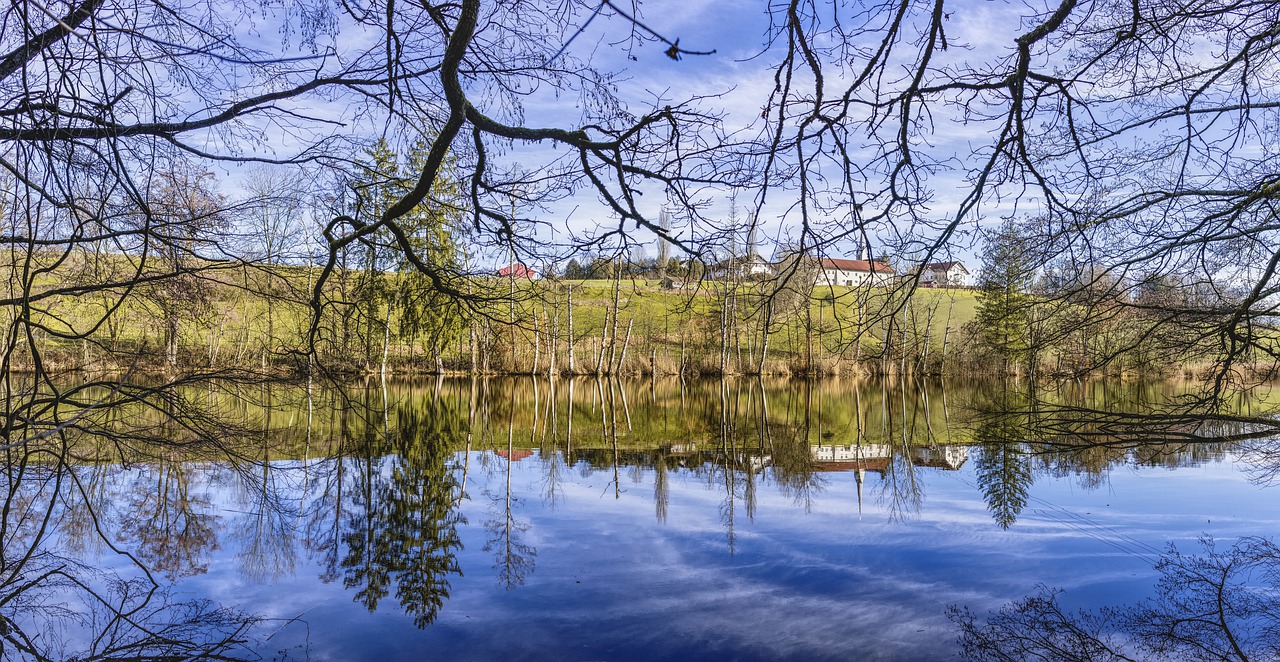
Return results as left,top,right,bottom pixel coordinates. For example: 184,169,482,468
814,458,892,473
924,261,968,273
818,258,896,274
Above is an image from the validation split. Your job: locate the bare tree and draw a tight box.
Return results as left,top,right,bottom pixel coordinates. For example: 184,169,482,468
952,536,1280,662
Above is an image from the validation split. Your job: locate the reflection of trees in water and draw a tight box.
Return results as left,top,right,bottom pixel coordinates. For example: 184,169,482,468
654,452,670,524
970,386,1035,529
340,388,397,612
117,458,220,580
303,392,354,585
973,443,1032,530
3,564,258,660
772,381,821,510
483,387,536,589
483,492,535,591
384,405,466,626
231,385,299,583
536,377,963,526
538,378,568,508
231,459,299,583
16,373,1275,654
952,536,1280,662
959,378,1280,528
0,383,266,659
877,385,935,522
716,380,742,552
332,392,467,627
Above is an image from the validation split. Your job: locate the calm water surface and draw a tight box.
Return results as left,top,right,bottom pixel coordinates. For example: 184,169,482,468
12,378,1280,660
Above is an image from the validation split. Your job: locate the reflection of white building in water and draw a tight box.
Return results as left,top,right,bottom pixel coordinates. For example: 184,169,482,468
811,443,969,518
659,442,968,473
811,444,968,470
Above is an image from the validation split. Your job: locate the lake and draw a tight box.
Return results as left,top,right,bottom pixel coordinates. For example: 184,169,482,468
6,376,1279,660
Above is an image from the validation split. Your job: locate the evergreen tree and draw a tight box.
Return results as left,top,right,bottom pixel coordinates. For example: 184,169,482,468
975,221,1039,364
396,136,466,367
349,139,401,368
348,136,465,370
563,259,587,280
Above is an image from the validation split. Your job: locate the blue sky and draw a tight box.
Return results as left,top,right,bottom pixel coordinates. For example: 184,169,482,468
467,0,1042,265
206,0,1080,269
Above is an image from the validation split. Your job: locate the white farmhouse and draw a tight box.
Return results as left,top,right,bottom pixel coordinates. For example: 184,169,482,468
919,261,970,288
817,257,896,287
709,254,774,280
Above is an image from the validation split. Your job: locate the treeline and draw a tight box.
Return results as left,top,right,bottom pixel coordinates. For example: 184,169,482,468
12,151,1256,382
6,145,1251,383
20,236,1249,380
963,221,1260,382
0,139,987,379
20,246,990,377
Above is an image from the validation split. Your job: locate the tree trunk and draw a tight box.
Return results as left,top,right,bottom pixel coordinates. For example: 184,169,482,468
470,321,479,374
165,309,179,369
381,301,392,378
550,306,559,378
607,274,621,374
567,285,575,374
595,308,609,375
940,298,955,375
532,313,541,376
757,300,772,375
616,318,633,374
719,287,729,375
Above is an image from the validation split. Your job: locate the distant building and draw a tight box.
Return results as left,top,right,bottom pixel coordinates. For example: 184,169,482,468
816,257,896,287
497,263,536,279
918,261,970,288
708,254,774,280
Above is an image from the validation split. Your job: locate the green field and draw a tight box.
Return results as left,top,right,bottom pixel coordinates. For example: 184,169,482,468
11,252,979,376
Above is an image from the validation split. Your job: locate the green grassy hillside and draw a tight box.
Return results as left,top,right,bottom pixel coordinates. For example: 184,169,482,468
11,251,979,376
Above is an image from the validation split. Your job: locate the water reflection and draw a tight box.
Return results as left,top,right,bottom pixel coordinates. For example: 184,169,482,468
304,393,467,627
2,375,1279,658
952,536,1280,662
0,377,266,660
484,386,535,590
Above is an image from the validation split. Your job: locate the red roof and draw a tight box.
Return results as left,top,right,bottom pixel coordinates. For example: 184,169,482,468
818,258,895,274
497,263,536,278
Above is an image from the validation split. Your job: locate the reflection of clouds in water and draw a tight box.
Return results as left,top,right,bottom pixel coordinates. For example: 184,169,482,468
42,441,1269,661
437,459,970,659
30,376,1280,660
449,460,1003,658
468,452,1274,659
